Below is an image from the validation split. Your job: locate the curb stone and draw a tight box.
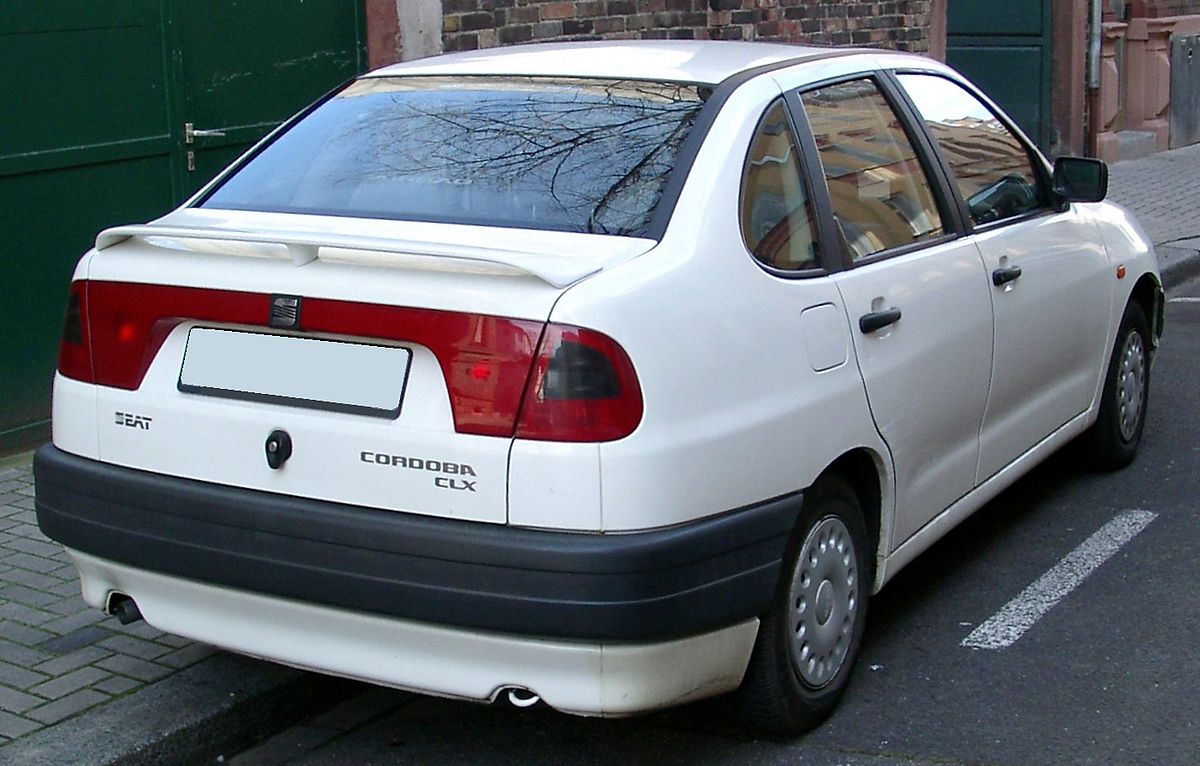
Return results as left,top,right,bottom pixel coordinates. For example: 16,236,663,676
1158,240,1200,290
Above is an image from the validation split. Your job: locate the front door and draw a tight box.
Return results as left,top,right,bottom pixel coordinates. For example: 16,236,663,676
892,72,1114,483
972,215,1113,480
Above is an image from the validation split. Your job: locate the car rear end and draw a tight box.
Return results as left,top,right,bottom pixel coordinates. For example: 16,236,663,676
35,64,795,715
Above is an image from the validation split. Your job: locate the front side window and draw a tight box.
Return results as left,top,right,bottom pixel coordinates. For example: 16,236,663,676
897,74,1046,226
740,101,819,271
801,78,944,261
201,77,706,237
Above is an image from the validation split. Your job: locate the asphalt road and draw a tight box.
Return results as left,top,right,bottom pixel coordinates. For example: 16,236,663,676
229,277,1200,766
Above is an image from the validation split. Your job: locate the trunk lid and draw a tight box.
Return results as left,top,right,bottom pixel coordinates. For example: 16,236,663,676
79,209,654,524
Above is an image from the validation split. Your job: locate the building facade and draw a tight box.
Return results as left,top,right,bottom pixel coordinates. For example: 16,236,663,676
368,1,944,63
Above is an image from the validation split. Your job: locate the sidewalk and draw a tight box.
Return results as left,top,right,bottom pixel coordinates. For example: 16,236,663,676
1,142,1199,765
0,456,210,740
1108,141,1200,287
0,453,354,765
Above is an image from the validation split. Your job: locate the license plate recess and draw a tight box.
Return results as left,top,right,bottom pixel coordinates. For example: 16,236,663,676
178,327,411,419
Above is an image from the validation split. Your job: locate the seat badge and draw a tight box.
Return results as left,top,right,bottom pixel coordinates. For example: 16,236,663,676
269,294,302,329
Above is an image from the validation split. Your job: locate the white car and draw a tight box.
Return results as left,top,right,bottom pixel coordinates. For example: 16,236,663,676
36,41,1162,734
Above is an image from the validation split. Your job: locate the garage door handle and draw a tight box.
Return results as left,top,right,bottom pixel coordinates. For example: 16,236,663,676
184,123,227,143
859,308,902,334
992,266,1023,286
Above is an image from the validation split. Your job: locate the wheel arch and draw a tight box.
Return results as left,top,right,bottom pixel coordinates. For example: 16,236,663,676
1129,272,1164,350
820,448,888,591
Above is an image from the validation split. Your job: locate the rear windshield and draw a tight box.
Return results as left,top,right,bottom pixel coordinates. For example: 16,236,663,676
200,76,707,237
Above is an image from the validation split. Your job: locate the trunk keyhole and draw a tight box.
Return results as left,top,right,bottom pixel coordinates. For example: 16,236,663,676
265,429,293,470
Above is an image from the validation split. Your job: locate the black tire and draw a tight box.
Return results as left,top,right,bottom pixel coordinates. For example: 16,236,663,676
732,475,872,736
1084,301,1151,471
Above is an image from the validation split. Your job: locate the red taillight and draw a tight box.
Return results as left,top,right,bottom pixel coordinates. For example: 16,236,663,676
515,324,643,442
58,280,641,441
57,282,94,383
56,280,546,438
302,298,542,437
86,282,268,389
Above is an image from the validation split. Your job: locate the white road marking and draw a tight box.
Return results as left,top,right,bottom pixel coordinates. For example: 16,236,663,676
1167,297,1200,303
961,510,1157,650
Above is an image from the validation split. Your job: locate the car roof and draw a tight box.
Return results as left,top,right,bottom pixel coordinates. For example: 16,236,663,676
365,40,872,86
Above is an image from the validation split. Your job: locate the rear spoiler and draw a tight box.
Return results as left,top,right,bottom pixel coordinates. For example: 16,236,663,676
95,225,605,288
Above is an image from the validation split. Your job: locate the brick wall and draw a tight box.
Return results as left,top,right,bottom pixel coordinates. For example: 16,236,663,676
442,1,934,54
1130,0,1200,18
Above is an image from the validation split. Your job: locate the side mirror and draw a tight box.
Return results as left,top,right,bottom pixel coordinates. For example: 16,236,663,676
1052,156,1108,203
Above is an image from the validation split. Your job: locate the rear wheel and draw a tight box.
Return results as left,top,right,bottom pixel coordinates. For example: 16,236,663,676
1084,301,1151,470
732,475,871,735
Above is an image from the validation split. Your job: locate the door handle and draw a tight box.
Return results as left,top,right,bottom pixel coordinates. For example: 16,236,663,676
859,307,902,334
184,122,227,143
992,265,1023,286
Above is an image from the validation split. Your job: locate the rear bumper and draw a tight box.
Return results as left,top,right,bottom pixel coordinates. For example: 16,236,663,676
34,445,800,642
67,547,760,716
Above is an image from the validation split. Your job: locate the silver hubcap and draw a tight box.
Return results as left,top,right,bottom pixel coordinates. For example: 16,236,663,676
789,516,859,689
1116,330,1146,442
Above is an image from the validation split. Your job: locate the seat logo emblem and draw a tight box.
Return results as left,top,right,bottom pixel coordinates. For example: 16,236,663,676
269,295,302,329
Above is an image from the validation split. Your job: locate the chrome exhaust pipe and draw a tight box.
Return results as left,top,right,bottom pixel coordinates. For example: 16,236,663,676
105,592,143,625
505,687,541,708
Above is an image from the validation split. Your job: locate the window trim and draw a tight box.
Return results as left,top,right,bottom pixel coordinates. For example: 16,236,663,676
784,72,965,270
737,97,829,280
885,68,1062,236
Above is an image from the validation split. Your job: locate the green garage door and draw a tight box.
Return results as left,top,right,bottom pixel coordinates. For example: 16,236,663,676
0,1,365,452
947,0,1051,151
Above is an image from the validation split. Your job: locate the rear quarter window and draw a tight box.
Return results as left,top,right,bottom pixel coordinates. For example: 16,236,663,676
740,100,820,272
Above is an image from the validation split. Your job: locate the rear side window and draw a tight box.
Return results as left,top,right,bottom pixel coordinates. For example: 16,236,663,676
741,101,819,271
200,77,706,237
801,78,944,261
896,74,1046,226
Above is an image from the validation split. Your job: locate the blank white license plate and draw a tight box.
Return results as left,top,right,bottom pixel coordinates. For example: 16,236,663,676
178,328,411,418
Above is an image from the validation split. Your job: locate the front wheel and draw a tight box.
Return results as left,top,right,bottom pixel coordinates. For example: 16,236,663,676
732,475,872,735
1084,301,1151,470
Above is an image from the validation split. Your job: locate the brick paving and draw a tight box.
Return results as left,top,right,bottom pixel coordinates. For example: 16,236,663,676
1108,142,1200,248
0,458,215,744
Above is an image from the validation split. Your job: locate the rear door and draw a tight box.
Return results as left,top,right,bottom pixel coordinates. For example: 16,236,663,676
793,76,994,547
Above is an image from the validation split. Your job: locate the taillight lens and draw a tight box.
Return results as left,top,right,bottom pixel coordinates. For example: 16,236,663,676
515,324,643,442
57,282,94,383
86,282,267,389
56,280,642,441
53,280,545,438
303,298,541,437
